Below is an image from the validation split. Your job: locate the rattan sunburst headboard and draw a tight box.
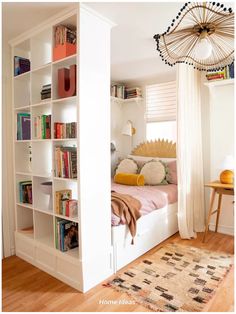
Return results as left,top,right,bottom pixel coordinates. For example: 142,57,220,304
131,139,176,158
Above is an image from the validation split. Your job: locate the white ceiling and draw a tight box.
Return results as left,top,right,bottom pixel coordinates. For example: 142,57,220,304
87,2,186,84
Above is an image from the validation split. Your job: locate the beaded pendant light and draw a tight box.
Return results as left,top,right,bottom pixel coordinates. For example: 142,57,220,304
153,2,234,71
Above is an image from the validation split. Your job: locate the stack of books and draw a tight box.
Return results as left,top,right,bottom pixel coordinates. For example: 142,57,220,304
125,87,142,99
54,146,77,178
55,189,78,217
19,181,32,204
206,63,234,81
40,84,51,100
55,219,78,252
54,25,77,46
111,84,126,99
17,113,31,140
54,122,77,139
33,114,51,139
14,56,30,76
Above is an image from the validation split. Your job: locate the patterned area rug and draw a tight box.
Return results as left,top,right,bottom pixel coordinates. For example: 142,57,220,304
108,243,233,312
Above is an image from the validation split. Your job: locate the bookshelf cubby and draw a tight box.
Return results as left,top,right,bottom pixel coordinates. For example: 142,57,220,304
12,5,112,292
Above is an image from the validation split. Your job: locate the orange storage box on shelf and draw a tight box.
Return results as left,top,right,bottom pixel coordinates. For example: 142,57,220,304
53,43,76,62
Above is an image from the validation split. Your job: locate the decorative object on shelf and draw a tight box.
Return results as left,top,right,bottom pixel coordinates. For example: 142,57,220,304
153,2,234,71
14,56,30,76
40,84,51,100
122,120,136,136
17,113,31,140
110,141,116,153
58,64,76,98
40,181,53,210
19,181,32,204
53,25,76,61
28,144,32,172
220,155,234,184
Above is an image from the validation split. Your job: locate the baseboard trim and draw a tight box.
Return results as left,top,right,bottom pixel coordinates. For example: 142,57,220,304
209,223,234,236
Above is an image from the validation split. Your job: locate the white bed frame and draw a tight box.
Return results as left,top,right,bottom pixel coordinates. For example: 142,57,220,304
111,139,178,273
112,202,178,272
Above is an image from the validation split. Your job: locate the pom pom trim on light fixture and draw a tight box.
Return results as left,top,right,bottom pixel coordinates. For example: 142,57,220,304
153,2,234,71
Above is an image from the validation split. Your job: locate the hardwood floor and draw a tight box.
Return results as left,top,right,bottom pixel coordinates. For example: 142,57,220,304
2,231,234,312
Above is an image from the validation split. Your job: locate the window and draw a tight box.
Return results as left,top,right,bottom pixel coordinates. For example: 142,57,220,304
145,81,176,142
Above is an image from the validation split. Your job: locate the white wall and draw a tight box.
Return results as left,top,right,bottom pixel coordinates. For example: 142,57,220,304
202,79,234,236
209,84,234,235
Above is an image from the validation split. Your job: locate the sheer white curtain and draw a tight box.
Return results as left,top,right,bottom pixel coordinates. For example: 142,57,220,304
177,64,205,239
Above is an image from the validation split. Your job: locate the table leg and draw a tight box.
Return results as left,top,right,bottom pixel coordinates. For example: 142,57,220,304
203,189,216,243
215,193,222,232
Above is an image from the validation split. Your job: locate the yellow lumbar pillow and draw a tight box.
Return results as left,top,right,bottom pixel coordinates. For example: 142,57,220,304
114,173,145,186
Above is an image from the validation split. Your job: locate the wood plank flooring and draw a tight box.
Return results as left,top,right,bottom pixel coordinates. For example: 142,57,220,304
2,231,234,312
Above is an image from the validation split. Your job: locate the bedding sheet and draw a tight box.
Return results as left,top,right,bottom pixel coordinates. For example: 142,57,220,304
111,181,177,226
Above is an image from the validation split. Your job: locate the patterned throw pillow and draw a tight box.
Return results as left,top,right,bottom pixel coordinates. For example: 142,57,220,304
140,160,167,185
115,158,138,175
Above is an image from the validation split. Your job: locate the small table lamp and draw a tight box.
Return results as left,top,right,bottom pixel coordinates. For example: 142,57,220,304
220,155,234,184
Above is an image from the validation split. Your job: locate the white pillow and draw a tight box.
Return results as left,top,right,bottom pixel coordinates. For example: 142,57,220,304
115,158,138,175
140,160,166,185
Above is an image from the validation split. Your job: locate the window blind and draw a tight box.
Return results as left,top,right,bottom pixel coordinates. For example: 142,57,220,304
145,81,177,122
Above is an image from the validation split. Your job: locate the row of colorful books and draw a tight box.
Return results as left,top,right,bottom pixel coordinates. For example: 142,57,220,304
55,189,78,217
206,63,234,81
14,56,30,76
54,146,77,178
33,115,51,139
55,219,78,252
19,181,32,204
111,84,142,99
54,122,77,139
17,113,31,140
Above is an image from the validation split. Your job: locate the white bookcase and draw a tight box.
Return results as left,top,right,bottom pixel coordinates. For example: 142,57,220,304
11,4,113,292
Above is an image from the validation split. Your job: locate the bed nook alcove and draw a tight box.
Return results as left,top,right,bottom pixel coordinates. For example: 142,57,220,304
111,139,178,272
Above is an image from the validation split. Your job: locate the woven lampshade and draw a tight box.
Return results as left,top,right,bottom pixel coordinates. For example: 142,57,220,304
153,2,234,71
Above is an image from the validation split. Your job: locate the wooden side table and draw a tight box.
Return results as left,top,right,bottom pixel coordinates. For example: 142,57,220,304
203,180,234,242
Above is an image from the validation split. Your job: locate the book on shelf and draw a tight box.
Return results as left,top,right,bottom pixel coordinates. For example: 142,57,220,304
56,192,78,217
14,56,30,76
54,122,77,139
17,113,31,140
55,219,78,252
19,181,32,204
54,146,77,178
125,87,142,99
33,114,51,139
206,63,234,81
110,84,142,99
54,25,77,46
40,84,51,100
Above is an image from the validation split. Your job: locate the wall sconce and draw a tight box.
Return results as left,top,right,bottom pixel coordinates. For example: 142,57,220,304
122,120,136,136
